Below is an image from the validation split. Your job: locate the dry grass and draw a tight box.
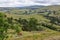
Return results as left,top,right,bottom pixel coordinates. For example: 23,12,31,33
6,31,60,40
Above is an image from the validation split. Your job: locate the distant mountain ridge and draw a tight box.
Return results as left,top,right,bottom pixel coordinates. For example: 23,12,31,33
20,5,44,8
0,5,44,11
0,5,60,11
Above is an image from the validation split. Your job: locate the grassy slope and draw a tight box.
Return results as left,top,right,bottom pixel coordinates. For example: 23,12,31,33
7,31,60,40
5,5,60,40
6,13,50,22
37,5,60,11
6,13,60,40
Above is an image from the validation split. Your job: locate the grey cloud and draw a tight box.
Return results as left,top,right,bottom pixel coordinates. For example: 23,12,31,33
0,0,60,7
32,0,49,3
32,0,60,5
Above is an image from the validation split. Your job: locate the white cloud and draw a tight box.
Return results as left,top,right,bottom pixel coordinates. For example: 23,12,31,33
32,0,60,5
0,0,60,7
0,0,37,7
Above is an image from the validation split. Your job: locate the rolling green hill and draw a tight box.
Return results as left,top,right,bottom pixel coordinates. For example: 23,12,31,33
4,5,60,31
0,5,60,40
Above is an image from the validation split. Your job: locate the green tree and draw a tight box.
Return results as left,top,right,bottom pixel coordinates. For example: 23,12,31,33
7,17,13,24
28,18,38,31
0,13,21,40
0,13,8,40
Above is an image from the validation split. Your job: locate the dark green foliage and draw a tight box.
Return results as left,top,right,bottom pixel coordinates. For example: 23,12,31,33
28,18,38,31
17,18,44,31
7,17,13,24
41,23,58,31
0,13,21,40
0,13,8,40
17,18,29,31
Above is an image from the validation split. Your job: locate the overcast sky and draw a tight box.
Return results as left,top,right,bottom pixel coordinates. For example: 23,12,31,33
0,0,60,7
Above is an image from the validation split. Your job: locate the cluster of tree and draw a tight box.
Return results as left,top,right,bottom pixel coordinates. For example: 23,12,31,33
0,13,21,40
14,18,44,31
